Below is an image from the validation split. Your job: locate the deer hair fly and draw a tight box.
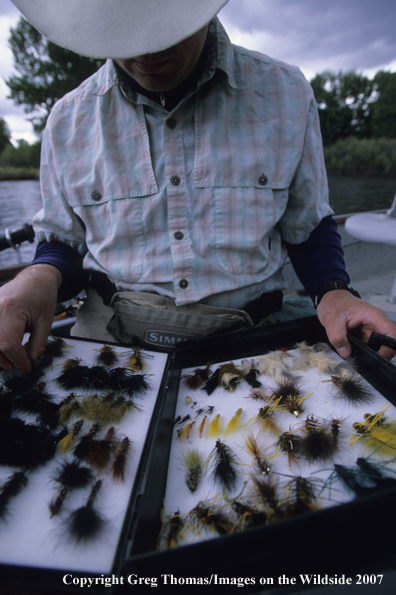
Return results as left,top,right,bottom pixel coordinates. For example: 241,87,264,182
158,509,185,549
206,439,238,492
188,500,234,537
65,479,106,543
218,362,245,392
202,368,220,395
73,423,102,461
56,359,90,390
57,419,84,453
93,344,120,368
349,407,396,457
244,433,271,475
13,383,60,429
0,471,28,522
112,437,131,482
284,476,319,516
49,460,95,517
125,347,154,372
182,362,213,390
277,431,305,466
301,415,337,463
241,359,262,389
105,367,152,397
244,397,282,437
250,475,281,520
256,352,291,378
180,448,203,493
78,393,143,424
37,337,71,368
197,415,207,438
224,408,243,437
89,426,119,472
1,367,44,395
58,393,80,425
207,414,222,438
325,373,374,407
178,421,196,442
231,499,269,531
269,377,308,417
0,417,56,469
356,457,396,491
246,388,268,401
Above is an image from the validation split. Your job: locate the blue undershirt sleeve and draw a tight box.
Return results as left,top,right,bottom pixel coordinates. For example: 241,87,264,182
284,216,350,301
30,240,85,302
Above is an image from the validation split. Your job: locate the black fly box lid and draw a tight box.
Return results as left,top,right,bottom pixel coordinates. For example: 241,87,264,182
124,316,396,592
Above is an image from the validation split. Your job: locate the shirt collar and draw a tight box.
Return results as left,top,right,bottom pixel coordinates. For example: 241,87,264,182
201,17,238,90
94,16,238,98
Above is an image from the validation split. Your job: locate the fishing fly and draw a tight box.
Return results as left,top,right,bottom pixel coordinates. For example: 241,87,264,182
180,448,203,493
324,373,374,407
182,363,213,390
205,439,238,491
64,479,106,543
112,437,131,482
244,397,282,436
93,344,120,368
49,460,94,517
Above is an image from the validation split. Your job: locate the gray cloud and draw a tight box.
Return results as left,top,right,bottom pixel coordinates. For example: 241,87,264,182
219,0,396,74
0,0,395,140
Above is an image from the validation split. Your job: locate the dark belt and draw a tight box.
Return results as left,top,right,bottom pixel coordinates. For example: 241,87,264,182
85,270,283,324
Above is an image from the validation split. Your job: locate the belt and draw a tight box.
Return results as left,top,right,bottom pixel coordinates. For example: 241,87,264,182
85,270,283,325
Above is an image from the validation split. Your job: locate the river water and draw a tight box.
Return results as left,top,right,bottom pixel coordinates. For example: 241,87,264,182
0,176,395,267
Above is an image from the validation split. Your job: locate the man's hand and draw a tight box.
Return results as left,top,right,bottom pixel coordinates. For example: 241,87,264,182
0,264,62,373
316,289,396,361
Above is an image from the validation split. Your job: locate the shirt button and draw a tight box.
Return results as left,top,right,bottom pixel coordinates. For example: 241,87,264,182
174,231,184,240
171,175,181,186
91,190,102,201
167,118,177,129
258,174,268,186
179,279,189,289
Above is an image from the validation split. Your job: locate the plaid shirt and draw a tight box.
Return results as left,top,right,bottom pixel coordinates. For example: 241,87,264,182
34,18,332,309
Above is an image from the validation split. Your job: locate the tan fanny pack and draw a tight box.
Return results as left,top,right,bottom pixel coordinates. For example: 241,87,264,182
106,292,254,351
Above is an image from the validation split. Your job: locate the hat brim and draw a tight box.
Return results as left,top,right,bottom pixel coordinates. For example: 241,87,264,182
11,0,229,58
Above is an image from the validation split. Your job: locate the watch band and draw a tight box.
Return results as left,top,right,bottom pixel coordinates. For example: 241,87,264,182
314,280,361,308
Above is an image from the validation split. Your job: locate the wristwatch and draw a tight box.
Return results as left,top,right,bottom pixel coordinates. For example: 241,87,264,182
314,280,361,308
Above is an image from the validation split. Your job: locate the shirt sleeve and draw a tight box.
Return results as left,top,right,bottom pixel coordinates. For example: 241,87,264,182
31,240,85,302
284,215,350,301
32,125,88,256
279,98,334,244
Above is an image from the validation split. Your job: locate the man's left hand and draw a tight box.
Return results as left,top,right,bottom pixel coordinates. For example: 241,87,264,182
316,289,396,361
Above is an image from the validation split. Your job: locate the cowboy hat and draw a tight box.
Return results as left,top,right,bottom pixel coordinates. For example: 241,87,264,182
11,0,229,58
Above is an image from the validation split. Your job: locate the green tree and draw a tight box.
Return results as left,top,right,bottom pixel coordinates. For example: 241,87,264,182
310,71,375,145
371,71,396,138
0,139,41,169
0,118,12,155
6,18,105,133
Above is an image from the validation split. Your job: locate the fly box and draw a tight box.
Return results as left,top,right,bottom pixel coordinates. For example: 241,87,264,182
1,316,396,593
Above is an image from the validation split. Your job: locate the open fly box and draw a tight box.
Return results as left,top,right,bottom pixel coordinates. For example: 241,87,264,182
1,316,396,593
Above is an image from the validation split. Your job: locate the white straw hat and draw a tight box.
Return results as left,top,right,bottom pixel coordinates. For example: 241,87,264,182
11,0,229,58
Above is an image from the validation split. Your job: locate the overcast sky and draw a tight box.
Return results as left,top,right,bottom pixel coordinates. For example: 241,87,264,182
0,0,395,144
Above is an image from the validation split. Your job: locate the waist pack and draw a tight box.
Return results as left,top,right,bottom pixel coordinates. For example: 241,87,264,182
106,290,282,351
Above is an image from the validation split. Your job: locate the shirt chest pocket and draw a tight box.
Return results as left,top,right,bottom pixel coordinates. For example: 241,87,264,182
67,189,152,283
194,172,290,276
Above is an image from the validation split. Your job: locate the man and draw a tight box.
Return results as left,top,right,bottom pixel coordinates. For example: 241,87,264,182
1,0,395,373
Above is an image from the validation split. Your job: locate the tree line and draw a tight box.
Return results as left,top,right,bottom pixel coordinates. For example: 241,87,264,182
1,18,395,176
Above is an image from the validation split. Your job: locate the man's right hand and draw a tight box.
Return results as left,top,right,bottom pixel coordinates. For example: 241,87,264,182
0,264,62,373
